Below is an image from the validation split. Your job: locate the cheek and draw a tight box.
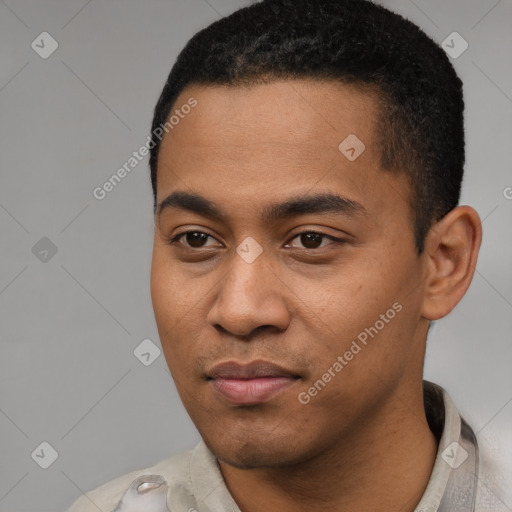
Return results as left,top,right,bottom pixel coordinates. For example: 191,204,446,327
150,249,197,361
150,246,202,326
150,255,178,329
289,250,419,372
284,259,392,339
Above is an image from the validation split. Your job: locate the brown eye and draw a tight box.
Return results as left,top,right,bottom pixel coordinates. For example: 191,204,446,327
185,231,209,247
170,231,221,248
300,232,323,248
288,231,340,249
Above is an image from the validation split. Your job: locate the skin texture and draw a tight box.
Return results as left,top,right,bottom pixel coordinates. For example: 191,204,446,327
150,80,482,512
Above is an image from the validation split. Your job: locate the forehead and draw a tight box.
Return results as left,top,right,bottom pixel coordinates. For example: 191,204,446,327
163,79,379,155
156,79,411,223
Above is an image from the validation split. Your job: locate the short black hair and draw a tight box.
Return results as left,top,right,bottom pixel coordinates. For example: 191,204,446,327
149,0,465,253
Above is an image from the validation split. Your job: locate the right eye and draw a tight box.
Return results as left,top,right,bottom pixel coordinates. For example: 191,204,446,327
169,230,222,249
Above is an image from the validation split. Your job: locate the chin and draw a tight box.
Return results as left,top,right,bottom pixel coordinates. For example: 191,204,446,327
203,431,314,470
217,445,297,470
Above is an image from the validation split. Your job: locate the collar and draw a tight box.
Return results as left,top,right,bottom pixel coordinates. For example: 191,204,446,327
415,381,479,512
188,381,478,512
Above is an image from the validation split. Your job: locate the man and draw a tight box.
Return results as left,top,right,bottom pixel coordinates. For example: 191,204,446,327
67,0,504,510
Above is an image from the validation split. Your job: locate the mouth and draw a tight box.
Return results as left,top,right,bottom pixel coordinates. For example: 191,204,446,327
207,360,301,406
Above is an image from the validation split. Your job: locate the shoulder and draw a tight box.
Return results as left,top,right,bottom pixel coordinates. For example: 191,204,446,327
475,431,511,512
65,448,194,512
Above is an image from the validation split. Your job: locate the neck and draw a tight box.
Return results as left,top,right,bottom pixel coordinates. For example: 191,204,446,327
219,380,438,512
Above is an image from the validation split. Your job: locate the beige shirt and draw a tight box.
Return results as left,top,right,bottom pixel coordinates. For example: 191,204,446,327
66,382,507,512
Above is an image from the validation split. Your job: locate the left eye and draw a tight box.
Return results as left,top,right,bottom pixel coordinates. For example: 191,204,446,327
286,232,340,249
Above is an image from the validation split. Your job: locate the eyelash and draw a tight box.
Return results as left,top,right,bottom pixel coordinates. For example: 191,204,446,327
167,230,345,250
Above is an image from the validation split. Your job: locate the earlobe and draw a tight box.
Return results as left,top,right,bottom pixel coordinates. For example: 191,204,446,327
421,206,482,320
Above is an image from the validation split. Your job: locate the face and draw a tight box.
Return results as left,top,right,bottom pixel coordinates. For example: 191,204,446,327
151,80,430,469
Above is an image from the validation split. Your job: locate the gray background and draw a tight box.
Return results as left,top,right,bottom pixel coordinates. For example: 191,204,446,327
0,0,510,510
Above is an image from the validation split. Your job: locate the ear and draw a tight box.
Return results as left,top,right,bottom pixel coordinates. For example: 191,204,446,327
421,206,482,320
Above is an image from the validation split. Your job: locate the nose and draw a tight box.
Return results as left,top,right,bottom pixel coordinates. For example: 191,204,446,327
206,250,291,338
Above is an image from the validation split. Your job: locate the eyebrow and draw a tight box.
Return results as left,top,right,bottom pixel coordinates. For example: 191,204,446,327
156,191,367,222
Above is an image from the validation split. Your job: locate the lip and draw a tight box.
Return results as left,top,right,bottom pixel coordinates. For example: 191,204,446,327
207,360,300,406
